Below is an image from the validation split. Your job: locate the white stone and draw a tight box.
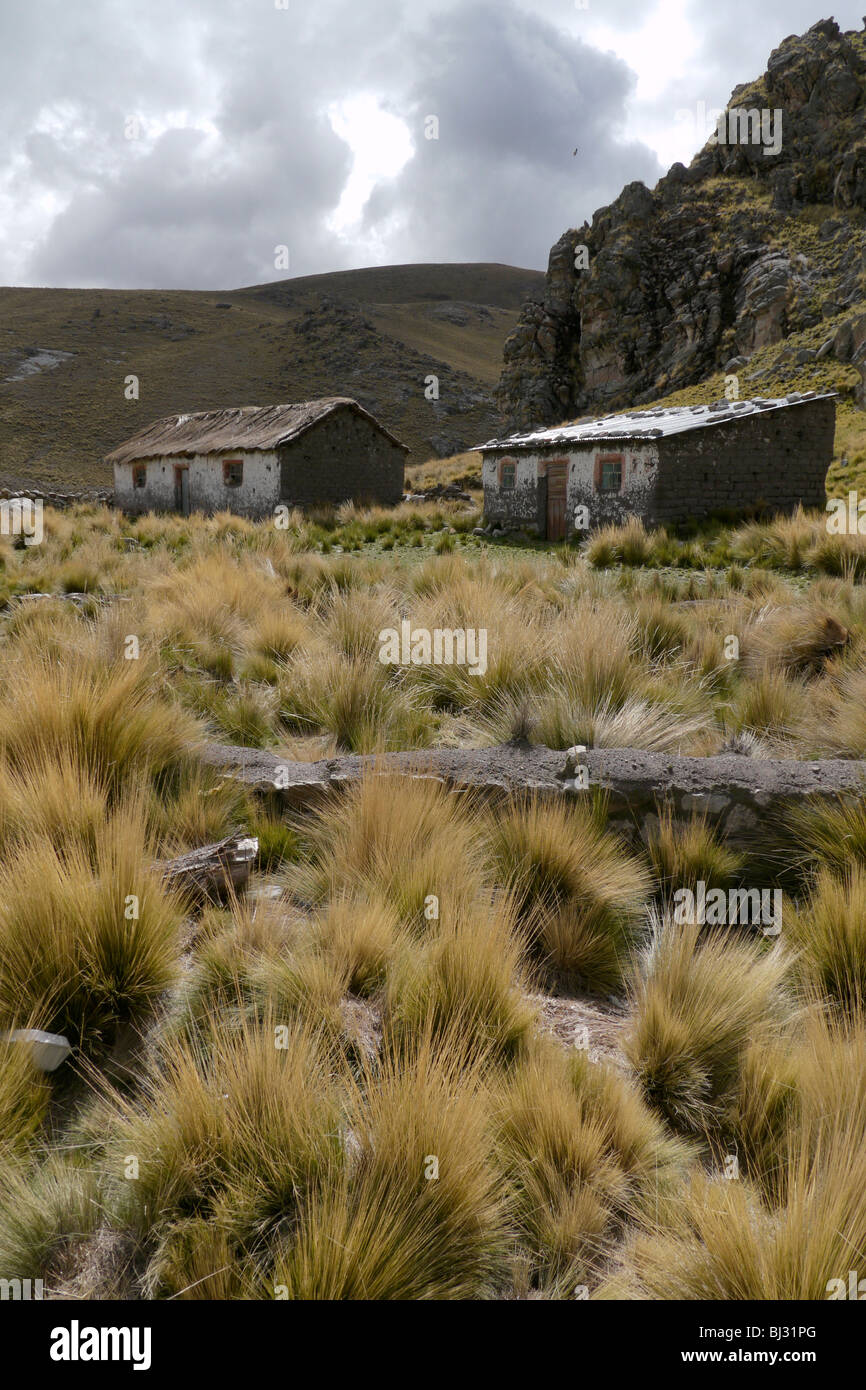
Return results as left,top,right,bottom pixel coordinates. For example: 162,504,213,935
3,1028,72,1071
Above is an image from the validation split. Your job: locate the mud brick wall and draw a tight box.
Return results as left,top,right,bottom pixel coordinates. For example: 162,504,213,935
649,396,834,524
279,411,406,508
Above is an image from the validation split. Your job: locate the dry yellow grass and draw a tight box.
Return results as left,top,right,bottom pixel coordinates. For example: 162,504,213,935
3,505,866,1301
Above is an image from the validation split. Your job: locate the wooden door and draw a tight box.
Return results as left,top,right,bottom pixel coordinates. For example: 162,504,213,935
546,462,568,541
174,466,190,516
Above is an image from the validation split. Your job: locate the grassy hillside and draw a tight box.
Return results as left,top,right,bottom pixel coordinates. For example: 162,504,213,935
0,262,543,491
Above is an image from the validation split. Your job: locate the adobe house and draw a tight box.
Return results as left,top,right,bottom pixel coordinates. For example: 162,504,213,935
475,392,836,539
109,398,408,517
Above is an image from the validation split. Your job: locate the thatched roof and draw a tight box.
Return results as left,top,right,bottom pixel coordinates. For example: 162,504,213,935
106,398,408,466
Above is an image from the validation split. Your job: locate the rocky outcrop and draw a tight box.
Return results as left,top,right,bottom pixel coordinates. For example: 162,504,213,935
498,19,866,427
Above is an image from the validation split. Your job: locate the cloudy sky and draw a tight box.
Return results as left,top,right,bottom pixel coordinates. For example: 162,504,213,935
1,0,862,289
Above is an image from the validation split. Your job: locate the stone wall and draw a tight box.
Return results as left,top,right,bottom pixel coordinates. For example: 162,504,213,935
482,442,661,535
200,741,866,854
481,452,546,532
0,486,112,510
278,408,406,508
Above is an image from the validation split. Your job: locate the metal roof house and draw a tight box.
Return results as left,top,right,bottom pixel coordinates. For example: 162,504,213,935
474,392,836,539
110,398,408,517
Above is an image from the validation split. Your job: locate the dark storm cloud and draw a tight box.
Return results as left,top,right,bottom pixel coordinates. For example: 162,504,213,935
0,0,662,286
2,0,864,288
360,1,662,269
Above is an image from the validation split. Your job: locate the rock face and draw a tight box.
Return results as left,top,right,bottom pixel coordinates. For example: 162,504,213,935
498,19,866,428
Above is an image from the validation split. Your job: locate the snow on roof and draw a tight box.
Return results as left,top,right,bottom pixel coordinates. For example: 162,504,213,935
474,392,836,452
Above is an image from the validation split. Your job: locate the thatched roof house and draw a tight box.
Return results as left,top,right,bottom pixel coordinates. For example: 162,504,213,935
110,398,408,516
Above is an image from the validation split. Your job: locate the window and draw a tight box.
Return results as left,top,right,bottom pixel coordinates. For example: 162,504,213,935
500,460,516,490
223,458,243,487
596,454,623,493
132,464,147,489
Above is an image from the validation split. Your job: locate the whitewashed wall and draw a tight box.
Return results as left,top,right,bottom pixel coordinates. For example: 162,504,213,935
114,450,281,517
566,441,660,524
482,441,660,533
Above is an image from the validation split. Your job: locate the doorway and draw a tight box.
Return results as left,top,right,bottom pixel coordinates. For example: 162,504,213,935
545,462,568,541
174,465,190,516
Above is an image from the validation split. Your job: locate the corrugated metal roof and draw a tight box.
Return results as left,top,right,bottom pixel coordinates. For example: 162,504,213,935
475,392,836,452
106,398,408,466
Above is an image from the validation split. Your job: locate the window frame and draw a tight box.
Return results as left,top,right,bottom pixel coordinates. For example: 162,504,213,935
499,458,517,491
594,452,624,495
132,463,147,489
223,457,244,488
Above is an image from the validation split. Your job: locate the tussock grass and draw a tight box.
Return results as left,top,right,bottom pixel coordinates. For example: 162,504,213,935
647,807,745,896
604,1022,866,1301
0,801,182,1048
312,896,400,997
109,1017,342,1260
728,1036,801,1194
0,644,203,796
0,754,111,859
536,692,715,755
279,651,432,751
493,1042,690,1294
786,794,866,879
625,916,790,1135
144,1219,246,1299
0,1157,100,1286
599,1153,866,1300
168,898,286,1044
787,866,866,1015
292,773,485,928
741,602,849,678
0,1034,51,1157
481,796,651,992
728,668,807,740
815,661,866,756
385,894,532,1063
8,504,866,1300
273,1032,508,1299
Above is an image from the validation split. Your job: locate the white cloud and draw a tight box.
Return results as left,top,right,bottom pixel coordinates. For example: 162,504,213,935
327,94,414,239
